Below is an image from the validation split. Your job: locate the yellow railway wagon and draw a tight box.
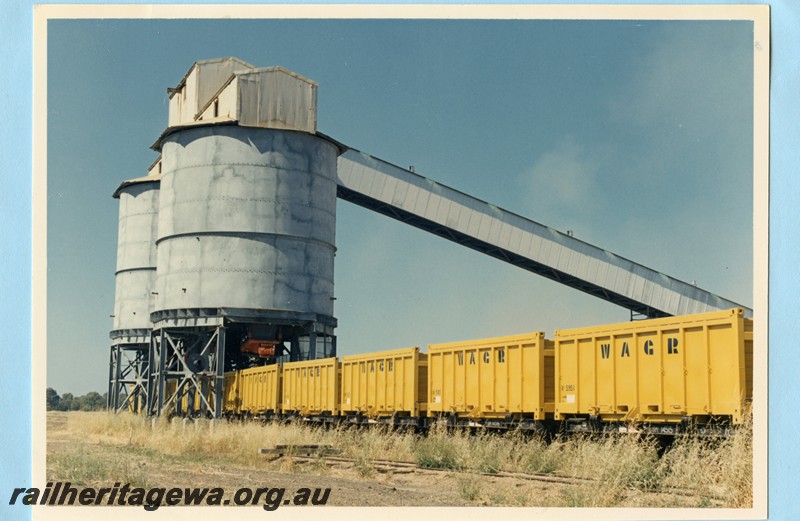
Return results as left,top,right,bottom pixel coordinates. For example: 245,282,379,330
164,379,206,413
238,364,281,415
282,357,340,416
427,332,555,421
554,308,753,424
341,347,428,419
223,371,240,414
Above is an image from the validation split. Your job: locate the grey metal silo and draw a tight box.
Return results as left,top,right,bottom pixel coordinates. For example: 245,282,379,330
155,125,337,317
146,60,340,418
108,168,160,413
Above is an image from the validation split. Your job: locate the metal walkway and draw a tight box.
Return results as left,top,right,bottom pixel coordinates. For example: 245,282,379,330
336,147,751,319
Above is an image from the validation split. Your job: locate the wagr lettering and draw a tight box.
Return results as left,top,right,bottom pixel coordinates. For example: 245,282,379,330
600,338,680,359
456,348,505,365
668,338,679,354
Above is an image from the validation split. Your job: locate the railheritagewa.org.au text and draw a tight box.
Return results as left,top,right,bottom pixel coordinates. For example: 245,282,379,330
9,482,332,510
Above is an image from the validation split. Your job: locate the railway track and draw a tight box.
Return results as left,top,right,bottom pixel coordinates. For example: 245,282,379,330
294,453,595,486
261,446,724,503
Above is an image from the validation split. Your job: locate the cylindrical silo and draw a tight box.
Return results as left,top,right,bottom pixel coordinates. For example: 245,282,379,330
154,125,338,322
112,177,160,335
109,174,160,412
145,60,340,418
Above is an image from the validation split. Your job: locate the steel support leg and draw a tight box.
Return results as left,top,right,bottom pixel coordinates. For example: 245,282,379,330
107,346,116,410
214,326,226,419
308,331,317,360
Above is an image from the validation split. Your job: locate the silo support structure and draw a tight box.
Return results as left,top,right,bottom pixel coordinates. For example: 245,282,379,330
291,323,337,361
146,324,227,419
107,344,149,414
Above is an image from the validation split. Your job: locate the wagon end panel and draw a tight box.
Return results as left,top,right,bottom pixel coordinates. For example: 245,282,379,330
223,371,240,414
744,317,754,419
554,335,577,420
340,359,356,415
707,315,750,423
417,352,429,416
542,340,556,417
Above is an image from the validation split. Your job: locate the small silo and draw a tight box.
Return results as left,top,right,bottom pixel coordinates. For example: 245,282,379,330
108,162,160,413
146,59,341,417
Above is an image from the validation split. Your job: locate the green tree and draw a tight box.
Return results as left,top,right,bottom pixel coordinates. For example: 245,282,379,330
46,389,110,411
46,388,60,410
80,392,105,411
60,392,75,411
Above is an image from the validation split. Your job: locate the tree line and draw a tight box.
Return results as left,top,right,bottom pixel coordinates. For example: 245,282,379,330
46,388,107,411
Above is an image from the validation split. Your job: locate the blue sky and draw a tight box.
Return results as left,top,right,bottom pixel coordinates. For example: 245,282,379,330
45,17,757,395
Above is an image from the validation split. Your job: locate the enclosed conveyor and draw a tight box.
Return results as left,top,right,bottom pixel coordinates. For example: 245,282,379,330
335,148,751,319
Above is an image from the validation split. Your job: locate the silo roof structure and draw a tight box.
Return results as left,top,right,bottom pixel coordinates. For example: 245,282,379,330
154,61,323,151
166,57,255,128
112,172,160,199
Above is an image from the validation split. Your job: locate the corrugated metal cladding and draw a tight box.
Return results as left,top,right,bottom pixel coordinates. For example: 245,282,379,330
336,149,751,318
155,125,338,317
167,58,318,134
427,333,554,420
282,358,340,416
168,57,254,128
554,308,753,424
236,68,318,133
197,77,238,122
111,177,160,336
341,347,428,419
237,365,281,415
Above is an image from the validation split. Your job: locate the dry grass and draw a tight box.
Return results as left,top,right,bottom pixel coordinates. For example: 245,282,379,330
656,420,754,507
49,411,753,508
47,445,153,488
